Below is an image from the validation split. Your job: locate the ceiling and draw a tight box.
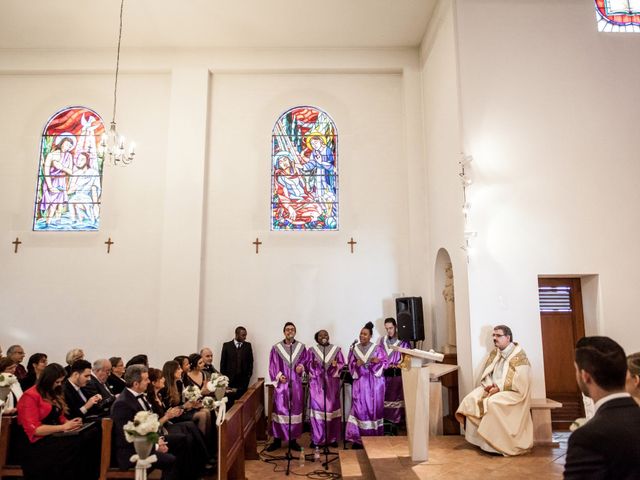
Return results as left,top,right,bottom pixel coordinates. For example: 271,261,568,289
1,0,437,50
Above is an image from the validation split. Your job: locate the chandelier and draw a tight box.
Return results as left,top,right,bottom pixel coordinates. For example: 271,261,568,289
98,0,135,165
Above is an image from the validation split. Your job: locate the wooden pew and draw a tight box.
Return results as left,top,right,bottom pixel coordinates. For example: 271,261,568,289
99,417,161,480
218,378,266,480
0,415,23,479
237,379,265,460
218,402,245,480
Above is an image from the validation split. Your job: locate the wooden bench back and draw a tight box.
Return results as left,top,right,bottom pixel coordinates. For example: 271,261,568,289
0,415,23,479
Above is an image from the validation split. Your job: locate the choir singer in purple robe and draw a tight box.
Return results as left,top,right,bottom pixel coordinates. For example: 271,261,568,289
266,322,307,452
306,329,345,448
380,317,410,426
345,321,386,448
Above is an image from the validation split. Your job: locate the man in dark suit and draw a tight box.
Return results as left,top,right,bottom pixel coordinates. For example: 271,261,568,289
111,364,183,479
64,359,104,419
83,358,116,416
564,336,640,479
220,326,254,399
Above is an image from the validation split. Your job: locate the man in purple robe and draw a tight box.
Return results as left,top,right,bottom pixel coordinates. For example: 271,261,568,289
267,322,307,452
345,321,386,448
380,317,410,426
306,329,345,448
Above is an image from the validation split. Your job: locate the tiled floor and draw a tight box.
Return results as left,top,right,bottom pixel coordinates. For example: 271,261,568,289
245,432,570,480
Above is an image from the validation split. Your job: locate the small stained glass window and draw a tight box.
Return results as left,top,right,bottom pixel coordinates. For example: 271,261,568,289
33,106,105,231
596,0,640,32
271,106,338,231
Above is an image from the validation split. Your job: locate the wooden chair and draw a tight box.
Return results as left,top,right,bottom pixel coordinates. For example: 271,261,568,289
0,415,23,479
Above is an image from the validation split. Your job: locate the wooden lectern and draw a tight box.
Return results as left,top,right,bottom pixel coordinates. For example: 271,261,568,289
392,346,458,462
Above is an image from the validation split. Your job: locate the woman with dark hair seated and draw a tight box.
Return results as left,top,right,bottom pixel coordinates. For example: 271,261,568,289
184,353,211,393
19,353,48,391
146,368,212,473
16,363,100,479
125,353,149,368
106,356,126,395
161,360,214,443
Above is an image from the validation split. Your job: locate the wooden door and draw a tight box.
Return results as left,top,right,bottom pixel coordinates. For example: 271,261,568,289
538,277,585,430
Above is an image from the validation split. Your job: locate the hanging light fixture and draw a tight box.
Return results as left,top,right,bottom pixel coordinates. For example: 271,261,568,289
98,0,135,165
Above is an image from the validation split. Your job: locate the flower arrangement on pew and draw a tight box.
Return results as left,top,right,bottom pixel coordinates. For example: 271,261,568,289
123,411,161,461
0,372,17,402
206,373,230,426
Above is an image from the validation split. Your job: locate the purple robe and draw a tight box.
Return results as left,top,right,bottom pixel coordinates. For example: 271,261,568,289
306,344,345,445
269,340,307,441
380,336,410,424
345,342,386,444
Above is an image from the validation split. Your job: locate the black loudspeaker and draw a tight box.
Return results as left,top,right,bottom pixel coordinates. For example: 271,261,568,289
395,296,424,341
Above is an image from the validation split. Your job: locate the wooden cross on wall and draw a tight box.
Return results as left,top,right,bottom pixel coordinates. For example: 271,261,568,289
348,237,357,254
104,237,114,254
12,237,22,254
253,237,262,254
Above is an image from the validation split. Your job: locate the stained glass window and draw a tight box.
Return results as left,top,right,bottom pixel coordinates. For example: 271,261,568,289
596,0,640,32
33,106,105,231
271,106,338,231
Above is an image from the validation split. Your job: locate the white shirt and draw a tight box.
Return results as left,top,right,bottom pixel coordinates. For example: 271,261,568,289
127,387,150,411
593,392,631,413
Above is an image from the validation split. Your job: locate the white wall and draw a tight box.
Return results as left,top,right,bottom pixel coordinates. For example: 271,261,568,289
0,72,171,365
200,72,417,380
456,0,640,396
0,48,428,376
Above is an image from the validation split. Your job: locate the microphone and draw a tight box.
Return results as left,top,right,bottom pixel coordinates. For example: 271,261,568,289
350,339,357,349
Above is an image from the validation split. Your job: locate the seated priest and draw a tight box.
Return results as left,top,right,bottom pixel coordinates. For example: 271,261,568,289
455,325,533,456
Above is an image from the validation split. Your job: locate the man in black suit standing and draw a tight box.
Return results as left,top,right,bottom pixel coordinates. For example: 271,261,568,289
64,359,104,419
111,364,182,479
564,336,640,479
220,326,254,399
83,358,116,416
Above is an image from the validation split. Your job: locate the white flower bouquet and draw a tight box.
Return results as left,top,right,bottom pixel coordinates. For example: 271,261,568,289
0,372,18,388
123,410,160,444
183,385,202,403
202,396,215,410
207,373,229,390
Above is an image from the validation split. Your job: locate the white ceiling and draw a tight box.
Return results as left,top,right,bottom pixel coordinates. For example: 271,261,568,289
1,0,437,50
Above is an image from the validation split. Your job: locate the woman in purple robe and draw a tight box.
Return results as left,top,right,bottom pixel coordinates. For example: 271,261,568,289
345,321,386,448
380,317,410,425
266,322,307,452
306,329,345,448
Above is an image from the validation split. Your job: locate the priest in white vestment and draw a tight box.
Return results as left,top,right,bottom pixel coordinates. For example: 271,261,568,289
455,325,533,456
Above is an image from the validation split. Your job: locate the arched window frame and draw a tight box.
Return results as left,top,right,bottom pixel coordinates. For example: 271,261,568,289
33,106,106,231
596,0,640,32
271,106,339,231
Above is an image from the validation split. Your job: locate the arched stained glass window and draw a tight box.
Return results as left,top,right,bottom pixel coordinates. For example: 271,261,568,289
33,106,105,231
596,0,640,32
271,106,338,231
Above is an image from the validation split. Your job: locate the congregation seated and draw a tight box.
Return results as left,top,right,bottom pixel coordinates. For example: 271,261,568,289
564,337,640,478
63,347,84,377
63,359,106,419
16,363,100,480
6,344,27,380
107,356,127,395
110,364,184,479
146,367,213,475
455,324,533,456
19,352,47,391
82,358,117,416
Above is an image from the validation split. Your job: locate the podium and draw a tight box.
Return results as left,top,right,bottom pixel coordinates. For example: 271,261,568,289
392,346,458,462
